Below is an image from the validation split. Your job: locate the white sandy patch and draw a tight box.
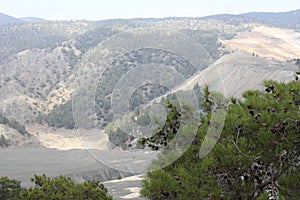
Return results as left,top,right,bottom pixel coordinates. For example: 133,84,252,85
121,187,141,199
105,174,144,183
26,124,111,150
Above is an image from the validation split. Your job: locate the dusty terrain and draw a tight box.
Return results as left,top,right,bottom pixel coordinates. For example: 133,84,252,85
2,50,298,199
150,51,298,104
0,124,42,148
193,52,297,98
26,124,111,150
222,26,300,61
104,174,145,200
1,10,300,200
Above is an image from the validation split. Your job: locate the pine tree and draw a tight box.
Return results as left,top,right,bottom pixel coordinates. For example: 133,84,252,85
141,77,300,199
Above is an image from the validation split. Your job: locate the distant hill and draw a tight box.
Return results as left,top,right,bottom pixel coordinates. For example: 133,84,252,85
20,17,45,23
204,9,300,30
0,13,45,24
0,13,20,24
241,9,300,29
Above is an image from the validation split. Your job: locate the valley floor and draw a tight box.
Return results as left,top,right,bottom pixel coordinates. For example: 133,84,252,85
0,148,154,199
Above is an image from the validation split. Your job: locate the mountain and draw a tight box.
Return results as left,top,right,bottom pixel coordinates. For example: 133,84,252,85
20,17,45,23
173,52,298,98
0,9,300,200
0,9,299,146
241,9,300,28
204,9,300,30
0,13,20,24
0,13,45,24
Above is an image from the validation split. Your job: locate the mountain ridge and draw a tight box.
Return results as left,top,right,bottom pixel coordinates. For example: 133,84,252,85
1,9,300,200
0,9,300,149
0,13,45,24
0,13,20,24
1,9,300,24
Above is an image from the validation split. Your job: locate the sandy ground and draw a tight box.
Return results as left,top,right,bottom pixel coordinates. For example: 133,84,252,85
104,174,145,200
0,124,42,148
222,25,300,61
26,124,111,150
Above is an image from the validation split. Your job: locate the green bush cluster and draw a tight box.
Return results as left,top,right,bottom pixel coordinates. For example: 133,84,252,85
0,135,8,147
38,100,75,129
0,175,112,200
0,113,27,135
141,77,300,199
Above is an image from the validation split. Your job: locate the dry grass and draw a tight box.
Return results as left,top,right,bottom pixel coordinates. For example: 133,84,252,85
222,25,300,61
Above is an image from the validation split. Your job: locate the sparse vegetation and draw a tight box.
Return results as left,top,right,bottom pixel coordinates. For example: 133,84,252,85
0,134,8,147
94,48,197,128
1,12,298,129
0,113,27,135
106,124,133,149
0,22,72,61
0,10,300,199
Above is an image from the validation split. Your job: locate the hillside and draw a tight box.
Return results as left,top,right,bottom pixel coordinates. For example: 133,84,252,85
0,13,20,24
0,10,300,147
0,13,45,24
241,9,300,29
0,9,300,199
172,52,298,98
205,9,300,30
19,17,45,22
222,26,300,61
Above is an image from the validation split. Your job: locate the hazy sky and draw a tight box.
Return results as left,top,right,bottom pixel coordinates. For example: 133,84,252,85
1,0,300,20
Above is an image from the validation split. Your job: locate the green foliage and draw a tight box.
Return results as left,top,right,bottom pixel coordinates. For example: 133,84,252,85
138,101,181,151
19,174,113,200
278,168,300,199
0,175,112,200
0,177,22,200
193,83,203,105
40,101,75,129
0,23,68,61
132,107,152,127
107,126,133,149
141,79,300,199
94,48,197,128
0,113,27,135
0,135,8,147
75,26,120,54
201,84,212,111
129,84,170,111
106,86,203,149
0,113,9,125
181,29,222,60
